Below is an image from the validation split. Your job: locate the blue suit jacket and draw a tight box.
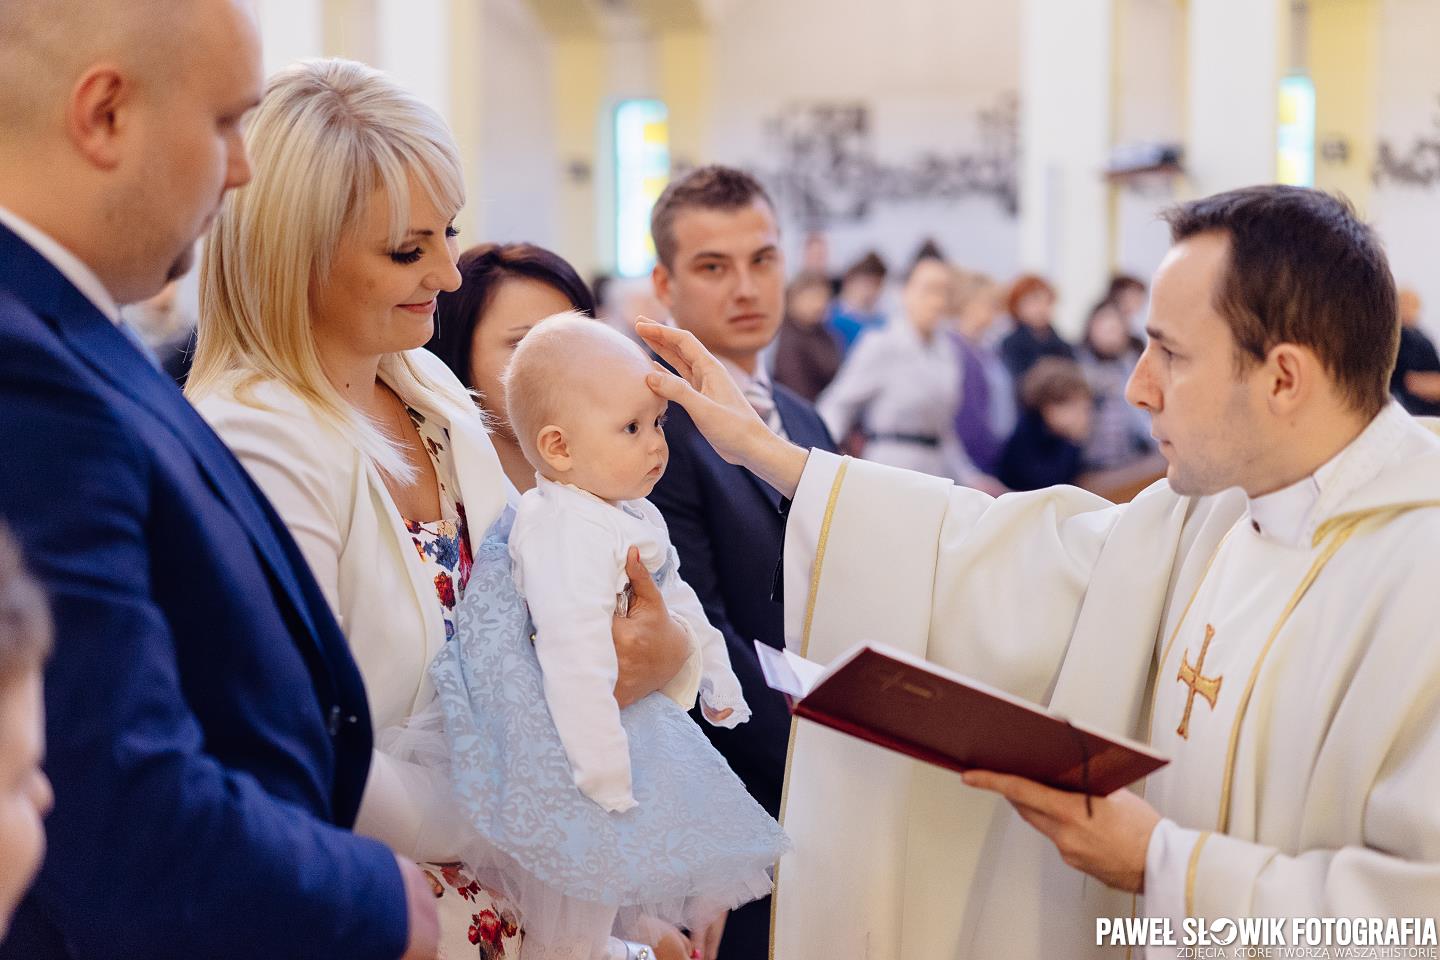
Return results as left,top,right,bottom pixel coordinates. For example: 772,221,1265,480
647,378,834,957
0,224,407,959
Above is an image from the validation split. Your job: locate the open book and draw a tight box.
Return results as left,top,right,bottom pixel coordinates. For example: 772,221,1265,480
757,641,1168,796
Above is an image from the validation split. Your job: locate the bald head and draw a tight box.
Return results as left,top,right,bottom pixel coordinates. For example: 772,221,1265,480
504,313,653,463
0,0,228,136
0,0,261,304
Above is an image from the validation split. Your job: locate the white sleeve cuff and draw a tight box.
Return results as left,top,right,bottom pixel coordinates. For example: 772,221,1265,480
659,615,702,709
1143,818,1202,958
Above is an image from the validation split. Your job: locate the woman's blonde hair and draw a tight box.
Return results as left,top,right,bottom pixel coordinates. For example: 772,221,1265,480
188,58,472,480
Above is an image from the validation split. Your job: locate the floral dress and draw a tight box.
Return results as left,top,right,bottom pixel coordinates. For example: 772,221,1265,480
403,408,523,960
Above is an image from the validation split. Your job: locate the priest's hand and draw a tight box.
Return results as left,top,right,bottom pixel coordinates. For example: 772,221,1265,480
960,770,1160,894
613,547,692,708
637,319,809,499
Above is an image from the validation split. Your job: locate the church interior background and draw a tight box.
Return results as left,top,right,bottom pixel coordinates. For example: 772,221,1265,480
236,0,1440,342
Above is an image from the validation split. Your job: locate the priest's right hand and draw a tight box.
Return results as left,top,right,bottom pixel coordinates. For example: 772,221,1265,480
637,319,809,499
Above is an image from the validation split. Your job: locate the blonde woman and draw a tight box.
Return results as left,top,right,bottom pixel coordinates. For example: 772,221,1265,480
188,59,692,960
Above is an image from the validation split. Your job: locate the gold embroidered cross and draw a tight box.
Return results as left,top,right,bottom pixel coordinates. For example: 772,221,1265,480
1175,624,1224,740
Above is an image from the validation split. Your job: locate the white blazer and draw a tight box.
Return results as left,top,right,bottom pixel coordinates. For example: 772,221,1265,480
195,347,507,859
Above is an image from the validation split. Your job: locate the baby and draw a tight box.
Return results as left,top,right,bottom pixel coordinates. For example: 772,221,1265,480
504,313,750,812
415,313,787,960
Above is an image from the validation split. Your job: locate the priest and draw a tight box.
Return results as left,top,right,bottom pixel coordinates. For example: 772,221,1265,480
636,185,1440,959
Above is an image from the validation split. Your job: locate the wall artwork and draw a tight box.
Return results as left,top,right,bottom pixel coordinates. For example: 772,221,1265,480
1374,98,1440,189
754,93,1020,228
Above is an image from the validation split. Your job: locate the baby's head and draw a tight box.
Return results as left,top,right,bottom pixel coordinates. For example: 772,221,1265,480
503,313,669,503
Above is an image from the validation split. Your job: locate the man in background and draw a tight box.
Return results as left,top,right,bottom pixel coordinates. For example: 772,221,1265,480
648,166,836,959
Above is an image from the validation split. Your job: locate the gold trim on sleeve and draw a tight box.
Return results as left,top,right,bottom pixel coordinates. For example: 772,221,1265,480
1185,831,1212,918
799,456,851,658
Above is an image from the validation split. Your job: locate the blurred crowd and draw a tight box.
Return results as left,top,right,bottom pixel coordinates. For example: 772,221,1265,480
756,241,1171,499
128,234,1440,505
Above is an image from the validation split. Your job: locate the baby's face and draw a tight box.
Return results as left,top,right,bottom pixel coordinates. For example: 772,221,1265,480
557,354,670,503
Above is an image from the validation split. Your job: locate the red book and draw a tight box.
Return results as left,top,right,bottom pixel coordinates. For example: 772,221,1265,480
757,641,1168,796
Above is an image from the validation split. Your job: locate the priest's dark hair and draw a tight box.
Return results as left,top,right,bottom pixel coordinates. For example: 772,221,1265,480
649,165,776,269
1163,185,1398,418
426,242,596,391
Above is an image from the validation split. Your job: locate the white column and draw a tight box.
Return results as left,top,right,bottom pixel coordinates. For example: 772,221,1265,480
1186,0,1287,194
254,0,325,77
375,0,453,119
369,1,489,241
1019,0,1115,337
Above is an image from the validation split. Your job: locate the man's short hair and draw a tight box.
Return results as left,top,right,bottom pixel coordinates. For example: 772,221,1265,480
649,165,776,269
1019,358,1091,413
0,524,51,685
1163,185,1398,418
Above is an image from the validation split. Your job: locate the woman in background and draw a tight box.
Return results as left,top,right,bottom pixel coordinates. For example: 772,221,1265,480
948,269,1015,479
818,257,980,483
771,272,842,403
426,243,596,496
998,273,1074,381
1077,298,1155,472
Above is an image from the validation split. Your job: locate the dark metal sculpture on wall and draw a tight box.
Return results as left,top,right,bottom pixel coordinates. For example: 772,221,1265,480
754,93,1020,228
1374,99,1440,189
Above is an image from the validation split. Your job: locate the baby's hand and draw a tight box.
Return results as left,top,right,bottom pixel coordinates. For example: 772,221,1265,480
702,705,733,724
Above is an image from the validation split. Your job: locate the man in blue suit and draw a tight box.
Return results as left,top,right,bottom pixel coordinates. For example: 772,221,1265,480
647,167,837,960
0,1,438,955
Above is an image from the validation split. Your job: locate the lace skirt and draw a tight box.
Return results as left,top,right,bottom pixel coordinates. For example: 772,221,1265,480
387,523,789,960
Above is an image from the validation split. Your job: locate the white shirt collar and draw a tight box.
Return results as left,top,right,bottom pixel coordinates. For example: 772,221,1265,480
1245,402,1410,548
0,205,121,324
718,356,774,398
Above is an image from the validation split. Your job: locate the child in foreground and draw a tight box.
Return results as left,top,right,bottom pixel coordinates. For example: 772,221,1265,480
0,524,54,942
405,314,788,960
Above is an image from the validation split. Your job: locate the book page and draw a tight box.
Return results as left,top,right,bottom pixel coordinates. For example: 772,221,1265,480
754,641,827,698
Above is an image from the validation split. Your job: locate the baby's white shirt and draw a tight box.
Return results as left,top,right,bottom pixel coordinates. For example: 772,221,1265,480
509,474,751,813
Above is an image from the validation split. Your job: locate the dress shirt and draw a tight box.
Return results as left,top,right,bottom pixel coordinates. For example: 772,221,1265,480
0,205,120,324
720,356,788,440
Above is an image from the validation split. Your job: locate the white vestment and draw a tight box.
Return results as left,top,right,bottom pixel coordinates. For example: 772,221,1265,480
774,403,1440,959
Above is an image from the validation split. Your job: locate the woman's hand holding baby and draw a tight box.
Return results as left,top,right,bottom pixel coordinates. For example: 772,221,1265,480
612,547,692,707
636,320,809,499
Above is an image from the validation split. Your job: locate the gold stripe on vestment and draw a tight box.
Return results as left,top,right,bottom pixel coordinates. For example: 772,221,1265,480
771,456,852,960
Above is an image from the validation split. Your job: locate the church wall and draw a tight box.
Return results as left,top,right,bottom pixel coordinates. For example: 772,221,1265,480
703,0,1023,285
1111,0,1188,291
470,0,563,252
1371,0,1440,341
